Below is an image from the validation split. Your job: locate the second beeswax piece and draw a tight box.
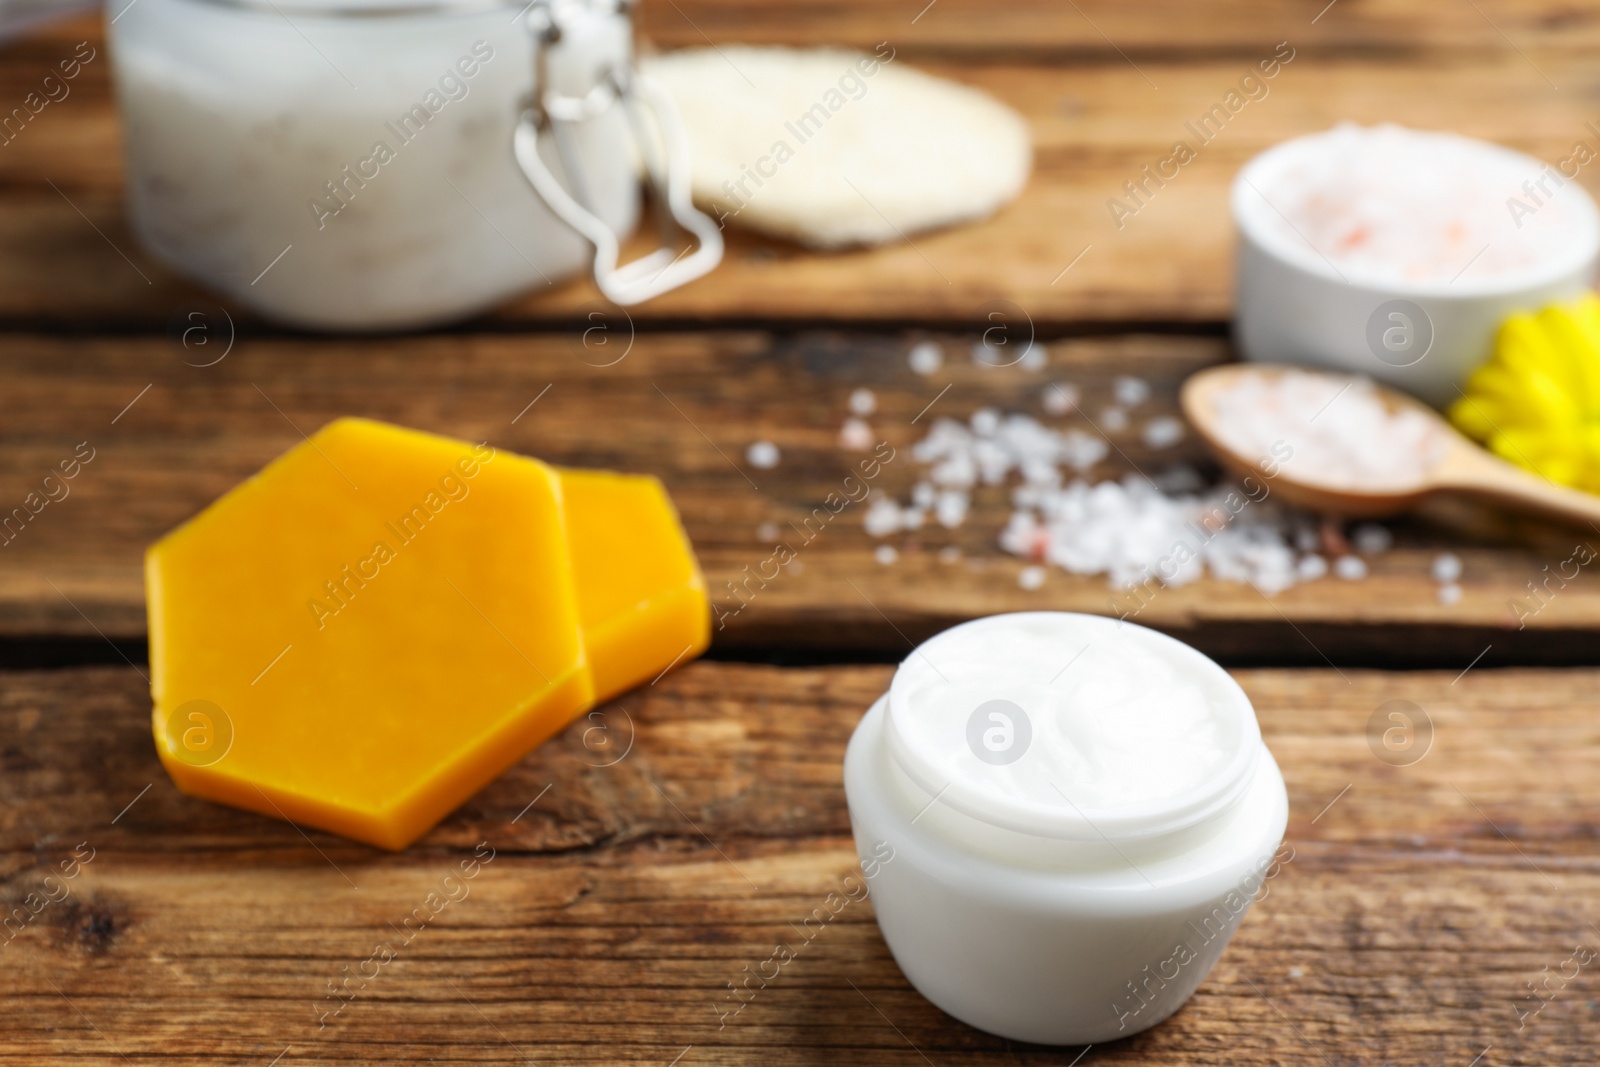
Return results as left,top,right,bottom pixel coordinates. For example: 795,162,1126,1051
559,468,710,703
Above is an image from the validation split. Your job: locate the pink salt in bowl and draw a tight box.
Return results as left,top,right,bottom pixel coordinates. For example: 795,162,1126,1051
1232,124,1600,407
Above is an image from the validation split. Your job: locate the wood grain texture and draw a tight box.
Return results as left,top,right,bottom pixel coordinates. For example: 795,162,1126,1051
3,331,1597,664
18,1,1600,62
0,22,1594,326
638,0,1600,57
2,661,1597,1064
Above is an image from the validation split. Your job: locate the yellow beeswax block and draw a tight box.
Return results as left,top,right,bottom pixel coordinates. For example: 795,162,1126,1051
558,468,710,703
146,418,592,851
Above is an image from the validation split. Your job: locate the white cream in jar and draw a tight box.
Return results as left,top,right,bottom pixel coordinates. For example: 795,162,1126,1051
844,612,1288,1044
108,0,718,329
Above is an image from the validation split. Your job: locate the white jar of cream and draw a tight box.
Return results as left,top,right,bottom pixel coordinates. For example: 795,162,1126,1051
107,0,720,329
844,612,1288,1045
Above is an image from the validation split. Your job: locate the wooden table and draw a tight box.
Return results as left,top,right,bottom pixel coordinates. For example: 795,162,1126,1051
4,5,1599,1064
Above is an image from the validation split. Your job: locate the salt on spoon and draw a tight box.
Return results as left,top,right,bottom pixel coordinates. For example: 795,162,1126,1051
1180,364,1600,525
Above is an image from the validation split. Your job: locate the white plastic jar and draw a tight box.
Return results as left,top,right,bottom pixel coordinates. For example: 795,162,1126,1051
844,612,1288,1044
107,0,720,329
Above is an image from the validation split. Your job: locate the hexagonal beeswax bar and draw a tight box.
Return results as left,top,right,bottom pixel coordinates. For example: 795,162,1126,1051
560,468,710,703
147,418,593,850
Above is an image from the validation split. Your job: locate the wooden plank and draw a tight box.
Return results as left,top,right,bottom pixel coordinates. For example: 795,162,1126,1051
2,661,1597,1064
0,23,1594,326
17,3,1600,66
637,0,1600,56
2,331,1597,665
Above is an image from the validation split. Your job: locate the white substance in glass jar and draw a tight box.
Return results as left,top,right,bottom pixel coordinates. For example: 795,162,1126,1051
844,612,1288,1044
108,0,719,329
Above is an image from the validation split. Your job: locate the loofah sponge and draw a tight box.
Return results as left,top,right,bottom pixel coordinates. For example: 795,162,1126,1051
642,45,1031,249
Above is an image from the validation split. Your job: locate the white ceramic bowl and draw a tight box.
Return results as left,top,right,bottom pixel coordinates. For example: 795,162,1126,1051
1232,127,1600,407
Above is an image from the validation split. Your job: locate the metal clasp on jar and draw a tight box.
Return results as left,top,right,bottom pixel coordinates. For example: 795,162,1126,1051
514,0,722,305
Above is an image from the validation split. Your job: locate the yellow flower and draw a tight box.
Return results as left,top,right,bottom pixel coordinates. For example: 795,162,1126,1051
1448,292,1600,494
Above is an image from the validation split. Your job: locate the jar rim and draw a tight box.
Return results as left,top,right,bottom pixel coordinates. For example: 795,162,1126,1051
883,612,1263,842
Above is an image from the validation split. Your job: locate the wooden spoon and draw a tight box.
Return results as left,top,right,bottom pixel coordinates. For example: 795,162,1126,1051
1180,363,1600,524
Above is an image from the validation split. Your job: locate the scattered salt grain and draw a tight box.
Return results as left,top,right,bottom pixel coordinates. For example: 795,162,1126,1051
928,451,977,489
1352,523,1393,553
935,489,969,529
938,545,963,564
864,498,901,537
1100,407,1129,432
971,340,1001,366
1061,430,1110,472
1142,416,1186,449
839,417,874,451
1018,565,1046,591
866,496,929,535
970,408,1002,437
911,481,936,508
1334,555,1368,581
1043,382,1080,415
1018,343,1047,372
757,522,779,542
1114,376,1151,407
1294,526,1320,553
849,388,877,416
1209,369,1446,492
1438,582,1462,605
1432,552,1463,583
875,544,898,565
746,440,780,469
908,341,943,376
1296,553,1328,581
